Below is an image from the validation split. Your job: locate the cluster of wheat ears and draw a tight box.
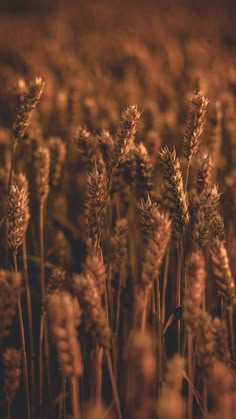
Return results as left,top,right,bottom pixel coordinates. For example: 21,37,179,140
0,75,235,419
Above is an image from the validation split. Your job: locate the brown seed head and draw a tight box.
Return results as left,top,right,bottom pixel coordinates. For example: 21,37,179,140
0,270,22,342
3,348,21,404
159,146,188,241
48,137,66,188
183,252,206,333
97,129,114,165
48,291,83,377
141,207,171,290
84,161,108,248
73,125,98,165
124,331,157,419
211,214,225,242
210,238,235,306
72,273,111,349
183,90,209,161
196,310,216,374
196,153,212,193
208,361,234,416
83,246,106,297
34,146,50,205
110,218,128,276
113,105,141,166
190,184,221,249
7,174,30,250
13,77,45,140
212,317,231,365
43,267,66,313
135,142,153,199
157,355,185,419
146,129,162,161
165,354,184,393
138,195,159,242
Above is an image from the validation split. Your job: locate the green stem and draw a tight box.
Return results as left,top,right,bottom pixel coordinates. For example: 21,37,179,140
13,251,31,419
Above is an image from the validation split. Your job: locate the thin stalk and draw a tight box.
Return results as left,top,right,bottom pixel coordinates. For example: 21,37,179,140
39,202,52,416
141,288,149,333
70,376,80,419
202,376,208,415
63,377,67,419
8,140,17,193
58,376,66,419
105,402,115,418
187,332,193,419
156,277,162,392
128,198,137,286
39,202,45,418
22,238,35,411
183,370,203,415
7,401,11,419
112,334,119,381
44,322,53,412
228,305,235,363
95,347,103,407
151,286,156,333
176,245,182,353
115,268,124,335
104,282,110,327
184,159,191,193
39,313,44,418
161,247,170,325
13,251,31,419
105,351,122,419
39,203,46,298
39,314,52,417
107,265,114,329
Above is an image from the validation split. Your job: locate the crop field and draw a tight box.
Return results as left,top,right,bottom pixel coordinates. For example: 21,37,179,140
0,1,236,418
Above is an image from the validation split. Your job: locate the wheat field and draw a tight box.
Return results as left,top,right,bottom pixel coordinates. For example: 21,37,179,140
0,1,236,418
